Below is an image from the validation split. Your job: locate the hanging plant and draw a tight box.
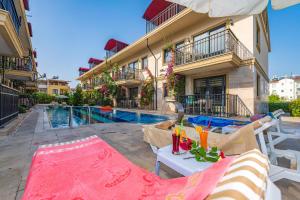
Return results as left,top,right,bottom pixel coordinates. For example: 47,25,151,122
164,49,185,97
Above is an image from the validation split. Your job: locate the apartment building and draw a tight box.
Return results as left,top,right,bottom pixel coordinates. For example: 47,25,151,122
270,75,300,100
38,79,70,96
0,0,37,91
0,0,37,126
77,0,271,116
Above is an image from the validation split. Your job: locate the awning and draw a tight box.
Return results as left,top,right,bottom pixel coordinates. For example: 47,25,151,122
104,39,128,51
88,58,103,64
79,67,90,72
27,22,33,37
143,0,172,21
167,0,300,17
23,0,30,11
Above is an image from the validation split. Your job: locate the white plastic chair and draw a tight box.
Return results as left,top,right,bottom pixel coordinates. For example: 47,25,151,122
254,120,300,182
268,109,300,146
272,109,299,134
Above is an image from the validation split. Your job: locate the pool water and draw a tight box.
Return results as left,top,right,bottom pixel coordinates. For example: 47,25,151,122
46,106,169,128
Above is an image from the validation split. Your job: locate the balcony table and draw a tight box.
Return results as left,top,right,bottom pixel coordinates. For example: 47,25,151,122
155,145,214,176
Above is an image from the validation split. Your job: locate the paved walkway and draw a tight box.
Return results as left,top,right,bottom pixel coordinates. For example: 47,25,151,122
0,107,299,199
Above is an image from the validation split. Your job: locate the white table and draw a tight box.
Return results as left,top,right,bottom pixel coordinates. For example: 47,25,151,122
155,145,214,176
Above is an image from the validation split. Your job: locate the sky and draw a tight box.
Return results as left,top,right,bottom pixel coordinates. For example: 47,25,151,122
29,0,300,88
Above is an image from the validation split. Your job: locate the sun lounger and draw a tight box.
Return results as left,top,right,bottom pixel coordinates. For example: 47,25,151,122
271,109,299,134
253,117,300,182
22,136,280,200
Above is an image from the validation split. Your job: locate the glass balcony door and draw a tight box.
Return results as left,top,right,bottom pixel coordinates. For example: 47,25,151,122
194,75,226,96
193,26,225,58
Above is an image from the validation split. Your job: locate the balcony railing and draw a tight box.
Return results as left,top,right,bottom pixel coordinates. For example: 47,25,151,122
116,98,154,110
113,69,142,82
0,0,21,34
0,56,33,71
175,30,253,66
146,3,185,33
177,94,252,117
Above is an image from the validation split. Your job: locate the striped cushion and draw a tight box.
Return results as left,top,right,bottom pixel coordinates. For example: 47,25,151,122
207,149,269,200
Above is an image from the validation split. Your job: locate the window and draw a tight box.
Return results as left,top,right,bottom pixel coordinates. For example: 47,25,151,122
175,41,185,49
141,57,148,69
163,48,172,64
52,89,58,95
256,20,261,52
256,73,261,97
163,83,169,97
128,61,138,72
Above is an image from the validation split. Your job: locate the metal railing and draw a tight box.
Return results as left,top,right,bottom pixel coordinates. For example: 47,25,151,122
175,30,253,66
177,93,252,117
0,84,19,127
114,69,142,81
0,56,33,71
0,0,21,34
146,3,185,33
117,98,154,110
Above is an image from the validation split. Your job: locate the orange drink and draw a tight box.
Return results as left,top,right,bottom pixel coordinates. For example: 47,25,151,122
200,129,208,150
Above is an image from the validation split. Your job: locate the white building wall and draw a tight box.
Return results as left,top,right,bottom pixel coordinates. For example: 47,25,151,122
270,78,297,100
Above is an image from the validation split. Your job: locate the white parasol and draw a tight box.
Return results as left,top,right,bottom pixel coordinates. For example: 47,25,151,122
166,0,300,17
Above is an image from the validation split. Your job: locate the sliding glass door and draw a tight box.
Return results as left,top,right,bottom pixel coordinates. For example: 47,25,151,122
193,26,226,58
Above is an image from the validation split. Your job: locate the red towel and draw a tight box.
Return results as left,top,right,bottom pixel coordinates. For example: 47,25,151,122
22,136,234,200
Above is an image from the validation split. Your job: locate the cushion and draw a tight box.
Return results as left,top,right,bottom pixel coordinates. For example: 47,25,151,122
207,149,269,200
218,124,259,156
154,120,175,130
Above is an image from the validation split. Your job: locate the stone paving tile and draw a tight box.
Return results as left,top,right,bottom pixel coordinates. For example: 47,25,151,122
0,107,300,199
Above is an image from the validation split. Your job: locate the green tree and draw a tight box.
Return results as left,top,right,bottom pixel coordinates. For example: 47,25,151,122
72,85,84,106
268,94,281,102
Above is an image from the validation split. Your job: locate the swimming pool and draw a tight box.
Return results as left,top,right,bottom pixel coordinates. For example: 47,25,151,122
46,106,169,128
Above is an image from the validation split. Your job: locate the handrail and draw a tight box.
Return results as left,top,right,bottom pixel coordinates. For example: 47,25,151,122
177,93,252,117
146,3,185,33
114,69,142,81
0,56,33,72
174,29,253,66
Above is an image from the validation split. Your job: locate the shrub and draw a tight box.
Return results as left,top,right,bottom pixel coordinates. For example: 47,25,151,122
140,81,154,107
18,105,27,113
32,92,55,104
268,102,290,113
289,99,300,117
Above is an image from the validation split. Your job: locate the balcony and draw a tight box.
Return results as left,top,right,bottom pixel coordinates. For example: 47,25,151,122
174,30,253,75
145,3,185,33
177,94,252,117
105,39,128,59
94,77,106,89
114,69,142,86
0,56,34,81
0,0,21,34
